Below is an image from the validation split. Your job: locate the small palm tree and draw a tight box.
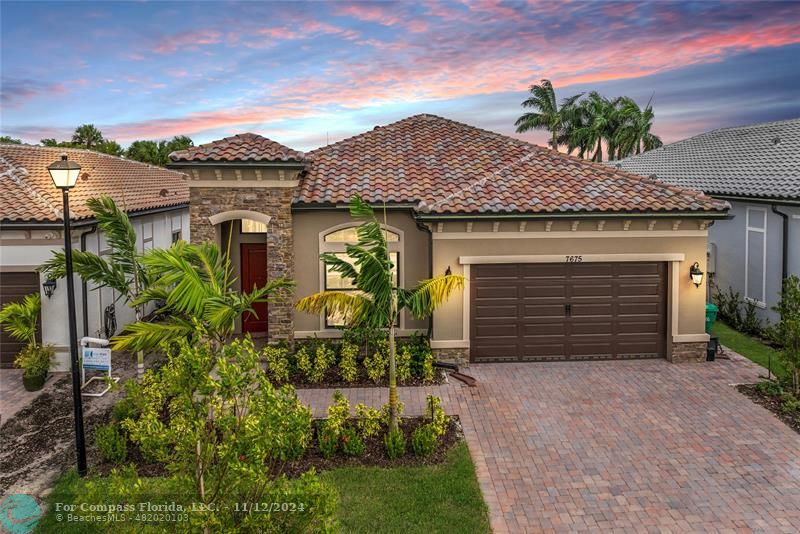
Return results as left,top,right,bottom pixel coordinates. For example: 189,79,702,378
515,79,583,150
0,293,41,348
113,241,293,353
296,196,464,431
567,92,623,162
39,196,150,372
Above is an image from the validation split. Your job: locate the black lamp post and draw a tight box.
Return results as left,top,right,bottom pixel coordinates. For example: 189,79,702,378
47,154,87,477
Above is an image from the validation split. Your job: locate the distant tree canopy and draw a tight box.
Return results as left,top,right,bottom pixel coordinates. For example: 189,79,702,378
126,135,194,166
0,136,22,144
37,125,193,166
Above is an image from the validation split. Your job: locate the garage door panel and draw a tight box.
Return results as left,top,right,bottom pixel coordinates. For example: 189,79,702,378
474,264,520,280
475,285,517,299
471,261,666,362
0,272,41,368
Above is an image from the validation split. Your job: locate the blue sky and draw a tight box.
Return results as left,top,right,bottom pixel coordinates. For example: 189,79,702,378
1,0,799,151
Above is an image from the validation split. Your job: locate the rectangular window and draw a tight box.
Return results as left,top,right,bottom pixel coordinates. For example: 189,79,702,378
241,219,267,234
141,221,154,252
171,230,182,243
324,252,399,327
745,207,767,307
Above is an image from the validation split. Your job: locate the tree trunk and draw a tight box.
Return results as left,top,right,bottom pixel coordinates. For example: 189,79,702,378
594,138,603,162
388,320,398,432
135,304,144,377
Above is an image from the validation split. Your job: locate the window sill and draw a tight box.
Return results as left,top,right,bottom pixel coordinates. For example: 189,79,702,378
744,297,767,309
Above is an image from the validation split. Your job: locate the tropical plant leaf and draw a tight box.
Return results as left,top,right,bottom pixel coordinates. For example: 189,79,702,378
296,291,376,326
111,319,194,353
0,292,40,345
399,275,465,319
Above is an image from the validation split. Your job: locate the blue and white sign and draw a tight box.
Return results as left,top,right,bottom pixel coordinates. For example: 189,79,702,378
82,347,111,371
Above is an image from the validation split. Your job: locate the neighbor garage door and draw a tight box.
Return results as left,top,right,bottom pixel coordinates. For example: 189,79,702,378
470,262,666,362
0,272,41,368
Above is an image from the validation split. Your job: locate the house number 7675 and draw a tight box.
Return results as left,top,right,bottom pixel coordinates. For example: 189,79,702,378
565,255,583,263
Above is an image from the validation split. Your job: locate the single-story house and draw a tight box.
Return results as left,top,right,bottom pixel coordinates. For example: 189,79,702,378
614,118,799,325
169,114,728,364
0,144,189,370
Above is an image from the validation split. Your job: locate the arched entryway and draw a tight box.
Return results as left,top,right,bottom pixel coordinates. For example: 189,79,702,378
209,210,272,336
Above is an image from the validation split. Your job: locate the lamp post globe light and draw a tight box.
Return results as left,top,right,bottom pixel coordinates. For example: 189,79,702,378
47,154,87,476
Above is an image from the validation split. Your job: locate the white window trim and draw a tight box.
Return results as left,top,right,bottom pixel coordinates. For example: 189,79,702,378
744,207,767,308
317,222,405,331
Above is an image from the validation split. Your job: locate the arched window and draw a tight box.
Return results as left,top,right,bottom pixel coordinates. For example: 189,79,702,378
320,223,403,327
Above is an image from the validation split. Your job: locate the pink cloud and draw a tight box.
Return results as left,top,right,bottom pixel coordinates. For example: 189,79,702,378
152,29,223,54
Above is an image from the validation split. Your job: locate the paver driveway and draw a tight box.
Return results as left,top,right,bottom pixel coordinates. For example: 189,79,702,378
299,355,800,533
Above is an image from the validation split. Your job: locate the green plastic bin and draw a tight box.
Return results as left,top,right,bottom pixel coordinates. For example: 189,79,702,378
705,303,718,333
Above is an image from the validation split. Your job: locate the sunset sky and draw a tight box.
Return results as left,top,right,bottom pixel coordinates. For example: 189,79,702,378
1,0,799,151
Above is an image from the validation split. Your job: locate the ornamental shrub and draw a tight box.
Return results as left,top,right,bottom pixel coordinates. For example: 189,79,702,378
364,350,388,383
263,345,291,383
318,425,338,459
96,422,127,464
355,403,382,438
421,351,435,383
325,390,350,437
295,346,313,379
772,276,800,395
384,428,406,459
380,400,404,427
122,331,325,532
411,425,438,457
397,344,412,382
338,341,359,382
341,427,365,457
425,395,447,437
310,342,336,383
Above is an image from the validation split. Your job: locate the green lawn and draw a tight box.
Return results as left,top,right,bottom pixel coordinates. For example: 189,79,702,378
711,321,785,378
322,443,489,534
35,443,489,534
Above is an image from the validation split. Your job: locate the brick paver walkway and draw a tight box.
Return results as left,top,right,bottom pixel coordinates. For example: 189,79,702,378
299,355,800,533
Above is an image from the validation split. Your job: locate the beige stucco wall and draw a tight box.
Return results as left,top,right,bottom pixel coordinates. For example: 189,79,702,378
430,224,710,350
292,209,431,335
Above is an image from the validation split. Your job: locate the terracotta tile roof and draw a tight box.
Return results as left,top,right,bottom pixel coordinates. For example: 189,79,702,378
168,133,305,163
0,144,189,223
298,114,727,216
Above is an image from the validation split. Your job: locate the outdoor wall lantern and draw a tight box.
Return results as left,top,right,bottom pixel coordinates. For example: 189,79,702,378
42,278,57,299
47,153,87,477
690,262,704,287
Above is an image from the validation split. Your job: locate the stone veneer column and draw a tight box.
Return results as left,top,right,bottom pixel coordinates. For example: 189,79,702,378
189,186,295,342
668,341,707,363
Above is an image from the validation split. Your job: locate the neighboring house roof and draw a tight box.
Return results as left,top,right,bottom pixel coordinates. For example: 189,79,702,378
298,114,727,216
168,133,305,163
613,118,800,201
0,144,189,223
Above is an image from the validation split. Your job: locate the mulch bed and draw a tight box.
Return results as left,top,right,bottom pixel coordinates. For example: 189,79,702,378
93,416,463,479
275,367,446,389
736,384,800,435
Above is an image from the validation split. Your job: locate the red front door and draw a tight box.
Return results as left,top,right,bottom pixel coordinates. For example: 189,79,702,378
241,243,268,334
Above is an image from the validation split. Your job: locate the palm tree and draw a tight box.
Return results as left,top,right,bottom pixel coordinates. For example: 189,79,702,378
113,241,293,353
72,124,105,149
515,79,582,150
567,92,623,162
296,196,464,431
39,196,150,373
613,97,663,159
0,293,41,349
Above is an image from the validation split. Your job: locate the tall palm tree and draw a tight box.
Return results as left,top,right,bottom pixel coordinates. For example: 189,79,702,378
567,92,624,162
515,79,582,150
296,196,464,432
613,97,663,159
113,241,293,353
72,124,104,149
39,196,150,373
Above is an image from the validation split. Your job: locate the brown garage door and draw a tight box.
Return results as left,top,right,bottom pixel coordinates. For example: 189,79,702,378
0,272,41,368
470,262,666,362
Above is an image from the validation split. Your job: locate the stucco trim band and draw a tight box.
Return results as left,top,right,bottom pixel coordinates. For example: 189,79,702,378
436,231,707,240
459,253,686,264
